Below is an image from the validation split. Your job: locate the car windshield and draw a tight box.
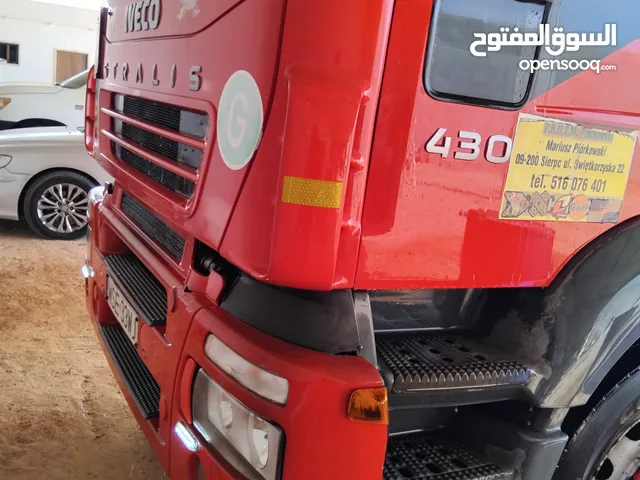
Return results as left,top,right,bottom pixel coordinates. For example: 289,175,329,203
57,69,90,89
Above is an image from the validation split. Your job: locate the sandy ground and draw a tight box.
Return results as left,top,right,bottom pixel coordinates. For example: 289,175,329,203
0,220,166,480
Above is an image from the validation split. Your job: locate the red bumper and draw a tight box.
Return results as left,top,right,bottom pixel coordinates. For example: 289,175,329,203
84,197,388,480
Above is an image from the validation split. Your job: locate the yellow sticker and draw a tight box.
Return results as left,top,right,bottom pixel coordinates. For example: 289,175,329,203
500,114,638,223
281,176,343,209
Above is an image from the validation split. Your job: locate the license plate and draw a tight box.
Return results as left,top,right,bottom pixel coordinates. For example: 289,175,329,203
106,277,139,345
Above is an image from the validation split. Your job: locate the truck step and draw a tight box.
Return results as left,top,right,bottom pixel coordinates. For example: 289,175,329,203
100,325,160,419
103,253,167,326
384,432,512,480
377,333,533,405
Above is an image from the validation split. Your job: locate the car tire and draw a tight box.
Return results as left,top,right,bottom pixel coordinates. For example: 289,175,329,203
554,366,640,480
23,170,95,240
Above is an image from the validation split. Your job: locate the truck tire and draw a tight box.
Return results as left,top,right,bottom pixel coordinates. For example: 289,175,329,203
23,171,94,240
554,366,640,480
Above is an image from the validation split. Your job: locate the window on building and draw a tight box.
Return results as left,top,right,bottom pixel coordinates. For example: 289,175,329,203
0,43,19,65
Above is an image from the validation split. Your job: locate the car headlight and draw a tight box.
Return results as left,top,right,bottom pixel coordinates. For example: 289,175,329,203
0,154,11,169
192,370,283,480
0,97,11,110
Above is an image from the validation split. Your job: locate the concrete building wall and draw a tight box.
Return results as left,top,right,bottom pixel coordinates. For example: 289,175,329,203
0,0,99,83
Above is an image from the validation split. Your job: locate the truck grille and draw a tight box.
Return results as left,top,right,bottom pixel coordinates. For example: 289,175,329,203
103,253,168,327
105,94,208,199
121,193,186,261
122,122,179,161
100,325,161,419
115,144,195,198
122,96,182,132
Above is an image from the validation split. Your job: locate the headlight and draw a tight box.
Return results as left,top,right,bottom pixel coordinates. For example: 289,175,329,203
0,154,11,169
0,97,11,110
249,414,269,469
192,370,283,480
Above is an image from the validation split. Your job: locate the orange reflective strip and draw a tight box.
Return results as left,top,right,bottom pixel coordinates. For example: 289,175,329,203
281,176,343,209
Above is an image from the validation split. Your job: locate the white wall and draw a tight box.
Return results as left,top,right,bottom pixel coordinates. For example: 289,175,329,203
29,0,101,10
0,0,99,84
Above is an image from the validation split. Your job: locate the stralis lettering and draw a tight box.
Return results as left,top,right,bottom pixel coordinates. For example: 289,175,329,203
125,0,161,33
103,61,202,92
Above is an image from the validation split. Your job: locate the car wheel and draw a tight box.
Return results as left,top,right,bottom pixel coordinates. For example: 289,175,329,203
554,366,640,480
23,171,94,240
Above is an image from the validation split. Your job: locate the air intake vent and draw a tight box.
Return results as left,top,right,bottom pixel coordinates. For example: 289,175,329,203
122,122,179,162
121,193,186,261
118,94,208,139
120,123,203,170
114,143,195,198
103,253,168,326
100,325,161,419
107,94,207,201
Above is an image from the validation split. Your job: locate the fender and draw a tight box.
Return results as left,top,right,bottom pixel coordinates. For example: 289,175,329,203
0,127,111,184
480,216,640,408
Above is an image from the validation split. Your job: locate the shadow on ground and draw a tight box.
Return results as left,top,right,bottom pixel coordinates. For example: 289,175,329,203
0,219,38,240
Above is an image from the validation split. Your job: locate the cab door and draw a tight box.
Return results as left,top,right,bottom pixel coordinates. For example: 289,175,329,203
358,0,640,290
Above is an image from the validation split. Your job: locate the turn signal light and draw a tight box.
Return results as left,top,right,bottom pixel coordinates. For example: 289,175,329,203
0,97,11,110
348,387,389,425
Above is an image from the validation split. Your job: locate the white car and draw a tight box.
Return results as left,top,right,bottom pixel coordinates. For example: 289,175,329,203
0,127,111,240
0,69,88,131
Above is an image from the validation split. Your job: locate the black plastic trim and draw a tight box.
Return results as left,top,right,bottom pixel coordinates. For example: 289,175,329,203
220,274,360,354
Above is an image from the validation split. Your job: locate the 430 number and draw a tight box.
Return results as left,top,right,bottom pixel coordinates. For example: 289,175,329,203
425,128,514,164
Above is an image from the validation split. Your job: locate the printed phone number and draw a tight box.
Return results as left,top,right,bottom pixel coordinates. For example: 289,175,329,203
530,174,608,193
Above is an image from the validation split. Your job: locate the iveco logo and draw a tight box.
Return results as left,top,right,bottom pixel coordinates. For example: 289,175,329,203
125,0,161,33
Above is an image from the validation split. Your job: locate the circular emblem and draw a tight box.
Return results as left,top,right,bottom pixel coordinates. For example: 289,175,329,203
217,70,264,171
569,195,590,220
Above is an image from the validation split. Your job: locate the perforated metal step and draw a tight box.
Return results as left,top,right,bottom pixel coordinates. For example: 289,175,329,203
103,253,167,326
377,334,532,392
100,326,160,419
384,432,512,480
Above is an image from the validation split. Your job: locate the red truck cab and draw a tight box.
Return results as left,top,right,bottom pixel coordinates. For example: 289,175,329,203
83,1,640,479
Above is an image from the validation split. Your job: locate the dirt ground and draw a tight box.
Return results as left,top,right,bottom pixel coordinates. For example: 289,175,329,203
0,220,166,480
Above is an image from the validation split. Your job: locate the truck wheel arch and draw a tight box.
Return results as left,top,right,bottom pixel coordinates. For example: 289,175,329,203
481,215,640,408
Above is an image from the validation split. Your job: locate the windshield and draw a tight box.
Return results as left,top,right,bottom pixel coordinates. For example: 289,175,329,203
58,69,90,89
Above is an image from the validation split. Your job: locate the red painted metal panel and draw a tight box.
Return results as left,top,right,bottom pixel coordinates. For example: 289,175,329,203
95,0,285,250
170,305,387,480
220,0,394,290
356,0,640,289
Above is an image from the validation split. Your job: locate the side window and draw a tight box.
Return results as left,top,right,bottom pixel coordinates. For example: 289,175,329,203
0,43,19,65
425,0,545,107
